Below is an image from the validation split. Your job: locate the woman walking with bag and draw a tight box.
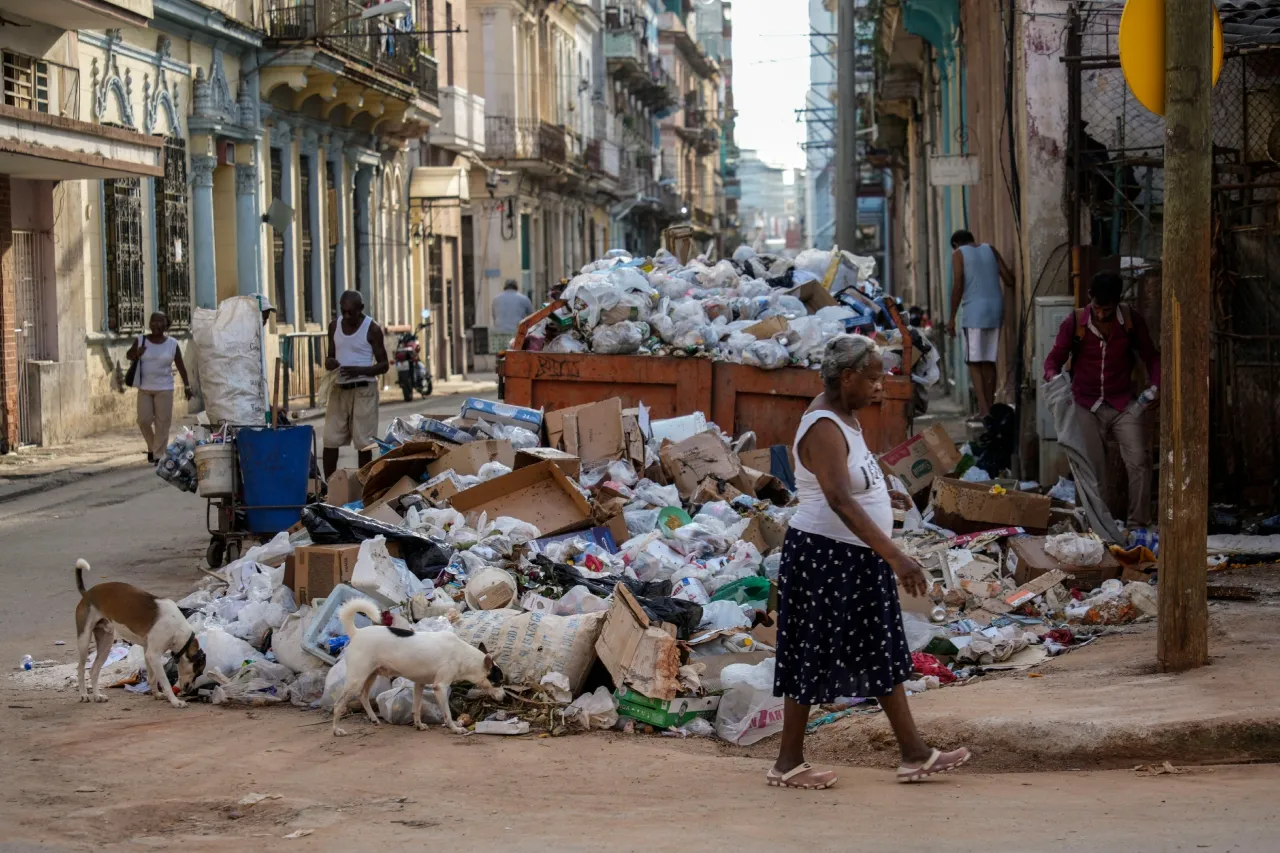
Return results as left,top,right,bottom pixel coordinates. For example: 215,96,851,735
766,334,970,790
126,312,192,462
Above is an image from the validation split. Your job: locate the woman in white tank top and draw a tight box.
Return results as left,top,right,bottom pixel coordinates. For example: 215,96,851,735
126,312,191,463
766,334,970,791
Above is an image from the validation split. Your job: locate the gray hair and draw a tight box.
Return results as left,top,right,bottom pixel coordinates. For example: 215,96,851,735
820,334,881,391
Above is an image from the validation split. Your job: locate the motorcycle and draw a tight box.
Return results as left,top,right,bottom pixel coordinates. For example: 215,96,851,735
394,309,433,401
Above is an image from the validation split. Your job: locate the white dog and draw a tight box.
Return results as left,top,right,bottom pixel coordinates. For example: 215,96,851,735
331,598,505,736
73,559,205,707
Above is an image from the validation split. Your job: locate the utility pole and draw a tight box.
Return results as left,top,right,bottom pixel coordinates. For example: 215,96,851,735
835,0,858,251
1157,0,1212,672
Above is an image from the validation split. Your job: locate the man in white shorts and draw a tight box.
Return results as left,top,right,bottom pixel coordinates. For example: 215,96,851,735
323,291,389,478
946,230,1015,418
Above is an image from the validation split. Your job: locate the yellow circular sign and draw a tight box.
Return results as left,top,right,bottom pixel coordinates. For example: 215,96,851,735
1119,0,1224,117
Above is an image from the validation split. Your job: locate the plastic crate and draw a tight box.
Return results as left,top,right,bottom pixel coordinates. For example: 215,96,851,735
300,583,379,665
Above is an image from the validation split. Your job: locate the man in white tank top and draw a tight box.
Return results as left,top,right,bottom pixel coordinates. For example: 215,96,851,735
324,291,389,478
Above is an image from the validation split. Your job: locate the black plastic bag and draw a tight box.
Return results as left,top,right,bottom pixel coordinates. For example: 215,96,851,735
635,596,703,640
530,556,701,638
300,503,451,579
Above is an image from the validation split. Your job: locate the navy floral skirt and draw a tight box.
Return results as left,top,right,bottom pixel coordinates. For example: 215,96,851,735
772,528,913,705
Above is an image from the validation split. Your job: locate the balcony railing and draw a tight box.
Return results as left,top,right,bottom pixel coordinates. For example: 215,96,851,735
484,117,566,164
264,0,438,102
2,50,79,120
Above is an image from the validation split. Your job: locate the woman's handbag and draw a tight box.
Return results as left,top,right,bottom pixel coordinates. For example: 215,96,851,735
124,336,145,389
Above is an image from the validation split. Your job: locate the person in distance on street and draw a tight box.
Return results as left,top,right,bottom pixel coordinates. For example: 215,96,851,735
766,334,970,790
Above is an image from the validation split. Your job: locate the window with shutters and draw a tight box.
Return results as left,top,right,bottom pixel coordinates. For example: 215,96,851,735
299,154,315,323
155,136,190,329
2,50,48,113
270,147,287,322
104,178,145,334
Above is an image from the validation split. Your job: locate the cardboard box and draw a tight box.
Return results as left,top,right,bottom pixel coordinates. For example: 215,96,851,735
929,477,1052,534
879,425,963,496
621,408,646,470
545,403,593,451
325,468,363,507
460,397,543,432
427,439,515,479
616,689,720,728
660,432,741,500
1005,535,1122,590
448,460,593,536
293,544,361,604
743,315,790,340
784,279,840,312
595,586,684,701
515,447,582,479
359,440,446,504
359,474,419,523
415,470,465,505
694,476,748,506
418,418,473,445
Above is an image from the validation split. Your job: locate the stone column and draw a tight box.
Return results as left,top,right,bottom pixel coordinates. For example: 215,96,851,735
302,132,324,322
190,151,217,309
330,148,349,298
235,156,261,297
273,121,297,323
354,163,373,305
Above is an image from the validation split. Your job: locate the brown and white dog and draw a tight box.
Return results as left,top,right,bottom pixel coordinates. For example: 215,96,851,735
74,559,205,707
331,598,505,736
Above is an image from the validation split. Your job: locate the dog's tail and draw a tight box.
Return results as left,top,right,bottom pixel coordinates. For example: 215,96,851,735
337,598,382,640
75,559,90,594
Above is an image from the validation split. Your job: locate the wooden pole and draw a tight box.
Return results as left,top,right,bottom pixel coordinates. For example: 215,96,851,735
1157,0,1212,671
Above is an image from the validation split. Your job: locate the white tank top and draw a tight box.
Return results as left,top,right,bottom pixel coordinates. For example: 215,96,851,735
334,315,375,384
137,335,178,392
788,409,893,547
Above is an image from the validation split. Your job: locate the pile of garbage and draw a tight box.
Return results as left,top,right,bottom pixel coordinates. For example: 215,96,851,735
92,392,1164,742
521,246,940,390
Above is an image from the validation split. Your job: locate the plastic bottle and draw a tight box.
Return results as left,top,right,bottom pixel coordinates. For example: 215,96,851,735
1138,386,1158,407
21,655,33,671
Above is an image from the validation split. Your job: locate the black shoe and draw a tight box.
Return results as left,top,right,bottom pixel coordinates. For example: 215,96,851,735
147,452,155,464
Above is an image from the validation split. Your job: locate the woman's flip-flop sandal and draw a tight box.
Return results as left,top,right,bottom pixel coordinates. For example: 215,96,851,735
766,763,839,790
897,747,971,783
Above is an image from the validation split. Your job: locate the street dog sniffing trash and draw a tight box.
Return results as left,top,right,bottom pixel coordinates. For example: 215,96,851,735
331,598,505,737
73,559,205,707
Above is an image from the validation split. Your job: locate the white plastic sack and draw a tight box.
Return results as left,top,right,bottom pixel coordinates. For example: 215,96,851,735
189,296,267,425
715,658,785,746
902,611,944,653
547,333,588,354
453,609,606,695
564,686,619,731
1044,533,1105,567
552,585,609,616
698,600,752,632
741,339,791,370
287,667,329,707
226,600,288,647
272,605,328,674
478,461,513,482
210,660,293,705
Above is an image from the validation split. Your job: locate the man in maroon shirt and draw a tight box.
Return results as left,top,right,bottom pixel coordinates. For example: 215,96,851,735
1043,273,1161,528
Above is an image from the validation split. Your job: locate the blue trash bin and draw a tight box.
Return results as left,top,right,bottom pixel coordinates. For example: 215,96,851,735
235,425,314,533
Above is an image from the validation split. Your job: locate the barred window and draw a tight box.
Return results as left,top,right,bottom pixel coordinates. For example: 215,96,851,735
155,136,190,329
104,178,145,334
271,147,287,322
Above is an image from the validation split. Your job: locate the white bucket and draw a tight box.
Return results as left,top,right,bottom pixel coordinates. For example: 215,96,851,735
194,443,235,497
464,568,517,611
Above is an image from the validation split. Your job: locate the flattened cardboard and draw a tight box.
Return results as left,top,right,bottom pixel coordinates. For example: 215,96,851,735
415,470,464,505
573,398,626,470
514,447,582,478
359,474,419,523
929,477,1052,534
744,315,790,340
427,439,515,479
980,569,1068,614
741,514,788,554
594,585,684,701
545,403,594,450
1005,535,1122,590
785,280,840,312
878,425,963,496
694,476,748,506
660,432,741,500
448,460,592,536
621,408,646,469
360,440,446,505
325,468,363,506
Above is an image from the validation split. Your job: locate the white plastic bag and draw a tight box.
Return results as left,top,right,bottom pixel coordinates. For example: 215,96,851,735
553,585,610,616
547,333,587,354
210,660,293,705
318,657,393,712
375,678,449,725
591,321,646,354
901,611,944,653
272,605,328,674
715,658,785,746
478,461,513,482
198,627,266,677
741,338,791,370
564,685,619,731
1044,533,1105,567
1047,476,1078,505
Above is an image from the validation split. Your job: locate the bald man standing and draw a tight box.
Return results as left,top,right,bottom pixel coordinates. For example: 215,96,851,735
324,291,389,478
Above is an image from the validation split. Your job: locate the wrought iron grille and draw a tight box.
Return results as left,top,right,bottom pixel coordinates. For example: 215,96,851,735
104,178,145,334
299,154,315,324
155,136,190,329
